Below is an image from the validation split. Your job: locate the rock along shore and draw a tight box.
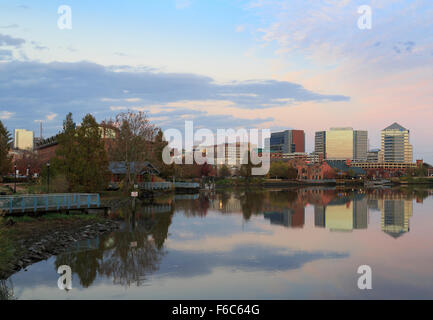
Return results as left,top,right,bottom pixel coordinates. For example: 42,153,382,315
0,219,120,280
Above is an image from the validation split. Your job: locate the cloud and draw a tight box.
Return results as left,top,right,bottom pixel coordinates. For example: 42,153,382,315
393,41,416,54
249,0,433,72
31,41,48,51
0,24,19,29
0,60,348,137
0,111,14,120
157,244,348,278
175,0,192,9
0,33,25,47
236,25,246,33
0,60,348,109
46,113,57,121
0,49,13,61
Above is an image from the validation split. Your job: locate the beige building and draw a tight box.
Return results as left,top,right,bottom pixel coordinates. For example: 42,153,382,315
325,202,354,232
14,129,34,150
195,142,253,168
325,127,368,160
379,123,413,163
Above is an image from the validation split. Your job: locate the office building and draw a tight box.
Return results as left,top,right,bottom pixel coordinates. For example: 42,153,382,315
194,142,252,167
314,131,326,157
379,123,413,163
325,127,368,160
272,152,323,164
354,130,368,161
14,129,34,150
270,130,305,154
367,149,380,162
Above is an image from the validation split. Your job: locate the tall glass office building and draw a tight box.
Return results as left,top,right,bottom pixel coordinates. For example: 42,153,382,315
379,123,413,163
324,127,368,161
314,131,326,157
270,130,305,154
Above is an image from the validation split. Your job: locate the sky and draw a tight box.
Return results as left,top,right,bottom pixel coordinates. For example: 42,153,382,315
0,0,432,162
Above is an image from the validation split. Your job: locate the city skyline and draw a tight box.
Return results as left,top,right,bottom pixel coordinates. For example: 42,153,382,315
0,1,432,164
11,119,423,165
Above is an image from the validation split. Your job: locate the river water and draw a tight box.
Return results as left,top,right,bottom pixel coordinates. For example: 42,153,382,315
4,187,433,299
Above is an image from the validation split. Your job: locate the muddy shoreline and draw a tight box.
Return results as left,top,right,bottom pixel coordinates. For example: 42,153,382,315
0,219,120,280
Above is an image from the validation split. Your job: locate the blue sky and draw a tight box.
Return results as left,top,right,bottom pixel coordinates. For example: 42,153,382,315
0,0,432,162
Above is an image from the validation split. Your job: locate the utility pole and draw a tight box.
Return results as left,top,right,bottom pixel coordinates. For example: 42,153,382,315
13,163,17,194
46,162,50,193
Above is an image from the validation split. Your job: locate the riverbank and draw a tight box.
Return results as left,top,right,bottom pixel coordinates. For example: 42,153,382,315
392,177,433,185
215,178,364,188
0,213,120,279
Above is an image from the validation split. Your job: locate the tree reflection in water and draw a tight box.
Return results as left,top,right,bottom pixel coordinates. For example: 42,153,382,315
52,188,431,288
55,200,174,288
0,279,15,300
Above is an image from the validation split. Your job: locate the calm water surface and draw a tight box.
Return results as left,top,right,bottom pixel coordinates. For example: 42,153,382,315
5,187,433,299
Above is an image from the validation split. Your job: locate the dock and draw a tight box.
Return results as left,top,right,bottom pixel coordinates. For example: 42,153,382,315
0,193,105,215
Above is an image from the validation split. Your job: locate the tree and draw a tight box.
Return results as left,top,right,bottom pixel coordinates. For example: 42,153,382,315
108,111,158,189
218,164,231,178
52,113,108,192
238,149,260,180
269,161,288,179
177,163,201,179
52,113,78,191
347,169,356,178
288,165,298,180
75,114,109,192
201,162,213,177
150,129,173,178
0,121,12,176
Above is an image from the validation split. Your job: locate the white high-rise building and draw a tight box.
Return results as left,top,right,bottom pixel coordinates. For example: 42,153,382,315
14,129,34,150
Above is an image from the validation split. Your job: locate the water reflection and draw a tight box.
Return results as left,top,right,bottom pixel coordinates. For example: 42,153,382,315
0,279,15,300
202,188,422,236
7,187,433,299
55,201,174,287
55,188,427,288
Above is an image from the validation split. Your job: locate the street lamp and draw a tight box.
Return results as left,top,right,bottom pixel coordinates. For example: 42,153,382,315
13,163,17,194
46,162,50,194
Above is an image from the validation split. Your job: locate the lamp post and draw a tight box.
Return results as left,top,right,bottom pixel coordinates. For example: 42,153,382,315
13,163,17,194
46,162,50,194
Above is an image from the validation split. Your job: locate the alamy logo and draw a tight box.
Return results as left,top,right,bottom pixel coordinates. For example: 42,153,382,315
357,5,372,30
162,121,271,176
57,265,72,290
357,265,372,290
58,5,72,30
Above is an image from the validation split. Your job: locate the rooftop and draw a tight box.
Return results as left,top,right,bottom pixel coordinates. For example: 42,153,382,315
384,122,407,131
325,160,366,175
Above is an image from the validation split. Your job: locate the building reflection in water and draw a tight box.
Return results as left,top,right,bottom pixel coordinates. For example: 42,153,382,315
263,208,305,228
206,188,418,238
48,188,422,289
314,194,368,232
381,199,413,238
